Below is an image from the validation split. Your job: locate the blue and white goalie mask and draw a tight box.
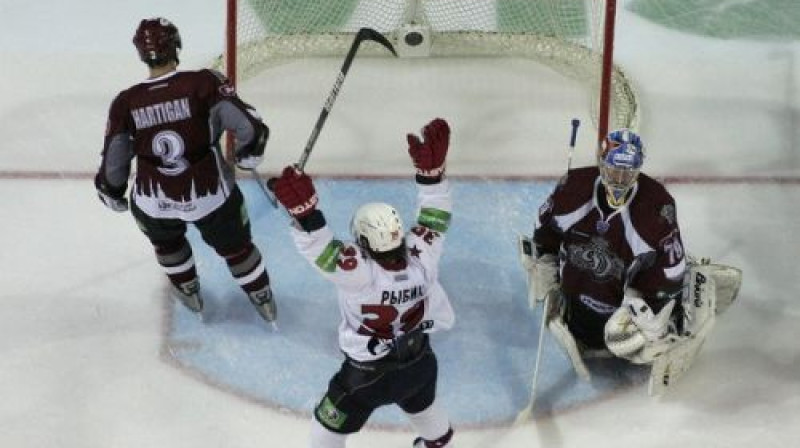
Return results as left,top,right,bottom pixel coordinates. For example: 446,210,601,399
598,129,645,207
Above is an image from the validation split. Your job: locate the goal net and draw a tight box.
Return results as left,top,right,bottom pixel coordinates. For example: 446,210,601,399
221,0,638,143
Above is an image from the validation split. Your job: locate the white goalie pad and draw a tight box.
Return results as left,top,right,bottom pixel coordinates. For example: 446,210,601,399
648,260,720,396
687,256,742,315
549,314,592,382
648,314,714,396
709,264,742,315
546,290,592,382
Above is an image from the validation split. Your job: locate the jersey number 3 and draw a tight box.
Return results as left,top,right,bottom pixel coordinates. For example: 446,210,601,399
153,130,190,176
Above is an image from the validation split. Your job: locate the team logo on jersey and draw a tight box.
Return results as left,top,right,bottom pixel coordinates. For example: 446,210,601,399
567,237,625,282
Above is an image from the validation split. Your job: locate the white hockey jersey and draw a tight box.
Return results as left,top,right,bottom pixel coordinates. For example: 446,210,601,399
290,180,455,362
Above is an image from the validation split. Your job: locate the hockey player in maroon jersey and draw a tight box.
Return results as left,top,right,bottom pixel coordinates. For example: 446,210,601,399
271,118,455,448
519,129,742,395
94,18,276,324
521,129,695,377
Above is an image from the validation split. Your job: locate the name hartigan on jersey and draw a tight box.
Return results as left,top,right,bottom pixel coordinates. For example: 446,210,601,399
131,97,191,130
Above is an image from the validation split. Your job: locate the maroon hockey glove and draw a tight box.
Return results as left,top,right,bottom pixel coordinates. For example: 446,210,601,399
270,166,318,218
407,118,450,179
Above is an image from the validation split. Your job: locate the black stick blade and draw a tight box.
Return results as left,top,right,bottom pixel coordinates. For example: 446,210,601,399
355,27,397,57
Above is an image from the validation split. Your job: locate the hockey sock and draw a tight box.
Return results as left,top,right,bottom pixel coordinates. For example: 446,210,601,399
406,399,453,446
155,238,196,287
221,242,270,293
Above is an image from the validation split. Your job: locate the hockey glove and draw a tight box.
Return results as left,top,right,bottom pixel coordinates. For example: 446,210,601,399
270,166,318,219
519,235,559,308
94,174,128,212
407,118,450,182
605,295,678,364
235,121,269,170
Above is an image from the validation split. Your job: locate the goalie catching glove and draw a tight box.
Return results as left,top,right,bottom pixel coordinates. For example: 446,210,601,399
270,166,318,219
408,118,450,182
604,293,679,364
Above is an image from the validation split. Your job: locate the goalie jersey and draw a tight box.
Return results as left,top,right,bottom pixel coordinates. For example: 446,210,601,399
534,167,687,349
96,69,266,221
290,180,455,362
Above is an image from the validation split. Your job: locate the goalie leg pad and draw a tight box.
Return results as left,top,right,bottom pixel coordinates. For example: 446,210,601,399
546,291,591,381
687,257,742,315
648,312,715,396
647,262,722,395
684,263,718,335
709,264,742,315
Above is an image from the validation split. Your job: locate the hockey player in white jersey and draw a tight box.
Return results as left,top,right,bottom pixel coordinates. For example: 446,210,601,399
271,118,455,448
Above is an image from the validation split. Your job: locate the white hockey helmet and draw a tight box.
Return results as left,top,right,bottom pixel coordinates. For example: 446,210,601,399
351,202,404,253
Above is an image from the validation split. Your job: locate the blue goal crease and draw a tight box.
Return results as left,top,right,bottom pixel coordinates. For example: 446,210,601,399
164,178,649,427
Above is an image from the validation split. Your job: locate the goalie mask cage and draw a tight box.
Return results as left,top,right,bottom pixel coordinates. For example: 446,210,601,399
222,0,638,146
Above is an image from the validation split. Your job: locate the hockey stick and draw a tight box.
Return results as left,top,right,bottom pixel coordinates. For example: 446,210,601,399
266,28,396,196
250,169,278,208
296,27,397,172
567,118,580,171
514,290,552,424
514,119,583,423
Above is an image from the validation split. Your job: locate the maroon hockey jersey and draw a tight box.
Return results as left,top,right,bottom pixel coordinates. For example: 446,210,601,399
533,167,686,348
96,69,264,221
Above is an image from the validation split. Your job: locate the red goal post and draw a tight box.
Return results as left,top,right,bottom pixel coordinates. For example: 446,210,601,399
222,0,637,150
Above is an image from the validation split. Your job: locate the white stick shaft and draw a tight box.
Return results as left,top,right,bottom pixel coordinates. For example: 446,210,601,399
514,292,550,423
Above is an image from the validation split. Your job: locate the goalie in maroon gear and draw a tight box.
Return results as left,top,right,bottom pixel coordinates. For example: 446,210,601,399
524,129,690,371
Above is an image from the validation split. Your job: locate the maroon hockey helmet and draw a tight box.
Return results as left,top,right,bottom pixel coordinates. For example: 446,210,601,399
133,18,182,66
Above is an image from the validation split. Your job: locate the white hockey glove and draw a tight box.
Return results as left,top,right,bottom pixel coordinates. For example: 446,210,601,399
604,294,678,364
518,235,559,308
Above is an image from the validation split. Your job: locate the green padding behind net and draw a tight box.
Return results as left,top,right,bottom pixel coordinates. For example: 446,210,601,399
246,0,357,33
496,0,587,36
630,0,800,40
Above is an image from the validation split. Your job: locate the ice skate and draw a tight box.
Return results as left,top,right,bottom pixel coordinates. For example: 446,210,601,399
171,279,203,313
248,285,277,323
